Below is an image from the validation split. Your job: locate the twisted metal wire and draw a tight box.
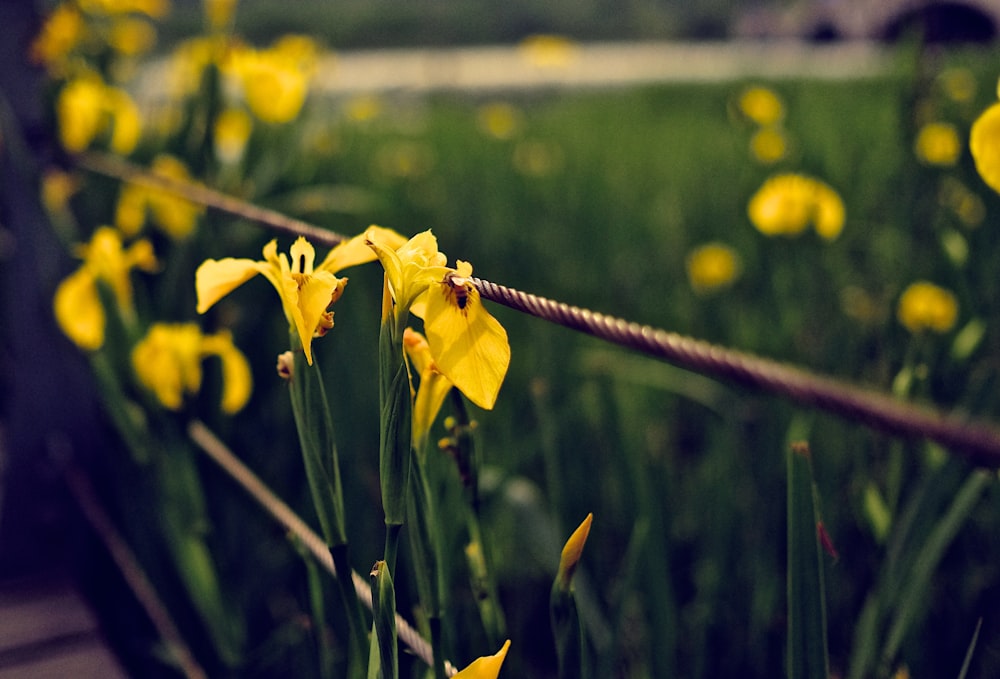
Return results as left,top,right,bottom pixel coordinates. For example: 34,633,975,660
76,152,1000,466
187,421,459,676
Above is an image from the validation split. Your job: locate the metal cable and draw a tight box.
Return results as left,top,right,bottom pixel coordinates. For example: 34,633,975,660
76,151,1000,466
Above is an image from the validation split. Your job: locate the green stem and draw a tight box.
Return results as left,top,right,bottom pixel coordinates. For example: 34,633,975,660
330,544,370,679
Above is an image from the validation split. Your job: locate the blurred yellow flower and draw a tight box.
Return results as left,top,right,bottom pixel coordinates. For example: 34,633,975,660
738,86,784,126
54,226,158,350
518,35,579,68
108,17,158,56
132,323,252,413
749,126,787,164
452,640,511,679
116,155,204,239
345,94,382,122
513,140,563,177
970,102,1000,194
685,243,741,293
938,177,986,227
914,122,961,166
56,74,142,154
167,37,218,98
478,102,523,140
78,0,169,18
366,229,510,410
748,173,845,240
30,4,84,69
204,0,237,31
897,281,958,334
226,36,318,124
214,107,253,164
41,170,81,214
196,229,398,364
937,67,976,103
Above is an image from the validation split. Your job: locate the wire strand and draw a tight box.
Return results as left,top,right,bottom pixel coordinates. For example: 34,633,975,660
76,151,1000,466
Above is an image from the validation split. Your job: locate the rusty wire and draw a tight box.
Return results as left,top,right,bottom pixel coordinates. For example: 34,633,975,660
76,151,1000,466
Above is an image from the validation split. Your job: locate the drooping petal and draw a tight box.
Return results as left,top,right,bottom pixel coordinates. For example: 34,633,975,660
54,267,105,350
202,330,253,413
404,328,453,444
452,640,511,679
195,256,265,313
423,273,509,410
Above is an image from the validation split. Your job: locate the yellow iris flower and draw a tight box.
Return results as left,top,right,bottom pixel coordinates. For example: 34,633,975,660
115,154,204,239
56,73,142,154
366,229,510,410
195,228,402,364
748,173,845,241
452,640,512,679
970,102,1000,195
132,323,252,414
225,36,318,124
897,281,958,334
54,226,158,350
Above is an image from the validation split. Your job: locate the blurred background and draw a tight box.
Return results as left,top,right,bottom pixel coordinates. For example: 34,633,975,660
3,0,1000,677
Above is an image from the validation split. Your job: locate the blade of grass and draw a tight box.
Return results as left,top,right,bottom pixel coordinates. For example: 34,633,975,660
787,441,830,679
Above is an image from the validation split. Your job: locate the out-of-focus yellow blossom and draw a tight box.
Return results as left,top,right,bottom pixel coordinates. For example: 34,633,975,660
478,102,523,140
132,323,252,413
214,107,253,164
56,74,142,154
452,640,511,679
54,226,158,350
748,173,845,240
513,140,563,177
749,126,787,164
204,0,237,31
403,328,453,445
116,155,203,239
518,35,579,68
970,102,1000,194
345,94,382,122
897,281,958,334
375,141,434,179
108,17,158,56
685,243,741,293
938,177,986,227
78,0,169,18
167,37,218,98
30,4,84,69
41,170,81,214
196,228,402,364
366,229,510,410
914,122,961,166
226,36,318,124
938,67,976,103
738,86,784,126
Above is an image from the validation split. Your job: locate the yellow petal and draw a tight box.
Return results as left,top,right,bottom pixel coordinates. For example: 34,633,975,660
423,276,509,410
54,267,105,350
970,102,1000,195
202,330,253,413
453,640,511,679
318,226,406,273
557,513,593,588
289,235,316,274
195,256,266,313
296,270,342,345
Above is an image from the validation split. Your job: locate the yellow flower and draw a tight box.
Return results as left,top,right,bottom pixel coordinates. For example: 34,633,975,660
132,323,252,413
518,34,579,68
196,229,400,364
738,86,784,126
226,36,318,124
749,127,787,164
897,281,959,334
366,229,510,410
452,640,511,679
116,155,203,239
54,226,158,350
108,17,158,56
30,4,84,69
214,107,253,165
748,174,845,240
403,328,453,445
938,67,976,103
970,102,1000,194
685,243,741,293
204,0,237,31
915,122,961,166
345,94,382,122
56,74,142,154
478,102,523,140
